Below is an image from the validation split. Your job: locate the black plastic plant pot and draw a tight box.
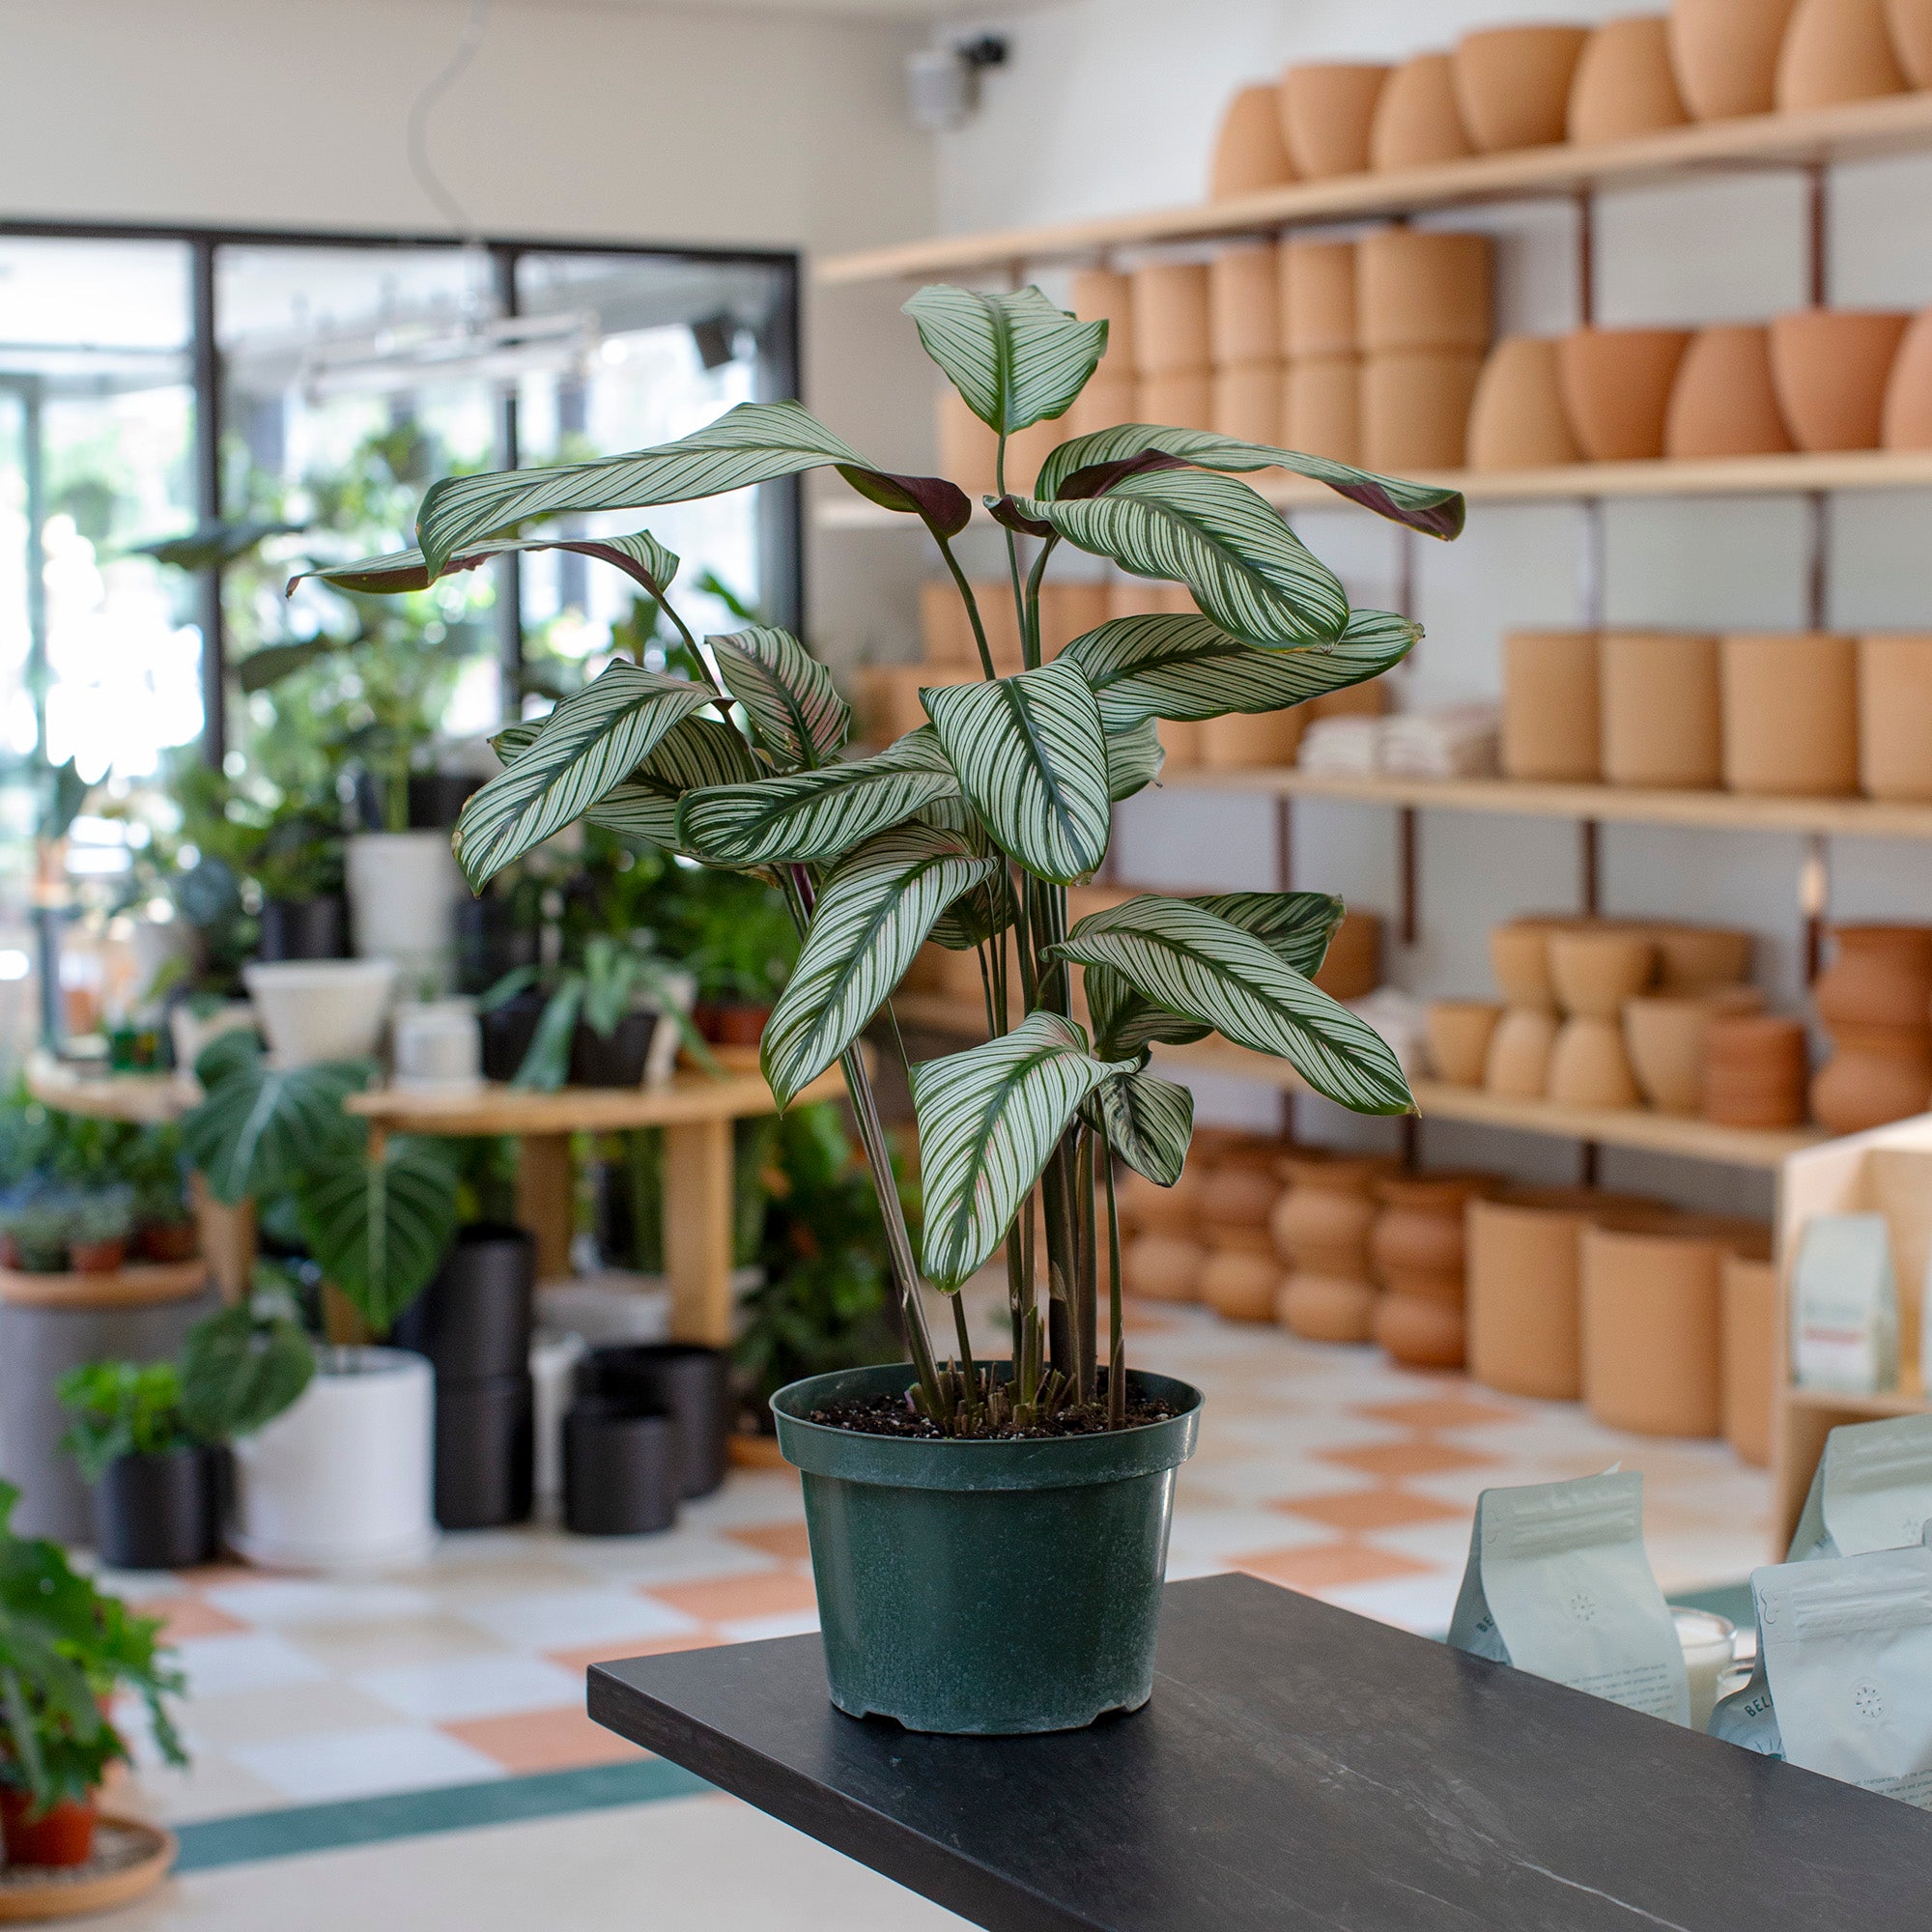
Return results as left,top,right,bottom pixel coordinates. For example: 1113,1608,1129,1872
578,1342,730,1498
563,1399,679,1535
479,987,549,1083
457,898,539,998
432,1372,534,1531
257,895,348,963
93,1444,223,1570
409,772,484,831
392,1224,535,1380
567,1011,658,1089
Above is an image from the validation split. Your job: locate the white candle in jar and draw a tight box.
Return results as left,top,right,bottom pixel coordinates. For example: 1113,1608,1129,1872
1673,1606,1737,1730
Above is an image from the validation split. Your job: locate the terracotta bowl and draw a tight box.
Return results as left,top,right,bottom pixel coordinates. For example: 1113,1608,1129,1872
1465,337,1583,470
1280,239,1358,355
1210,83,1296,199
1548,1015,1644,1108
1776,0,1908,108
1502,629,1600,780
1202,1247,1283,1323
1278,1273,1377,1342
1558,327,1694,461
1427,999,1505,1086
1370,52,1474,170
1664,325,1796,458
1887,0,1932,83
1880,306,1932,448
1858,633,1932,800
1489,924,1558,1009
1198,1163,1281,1230
1454,25,1593,151
1770,308,1912,452
1278,62,1390,179
1549,929,1658,1019
1669,0,1801,119
1720,631,1860,796
1624,989,1762,1114
1654,923,1754,991
1568,16,1690,145
1485,1007,1560,1097
1122,1234,1205,1302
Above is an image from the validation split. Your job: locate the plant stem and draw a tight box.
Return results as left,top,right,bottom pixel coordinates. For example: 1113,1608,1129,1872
935,534,998,682
1103,1149,1124,1428
995,432,1035,673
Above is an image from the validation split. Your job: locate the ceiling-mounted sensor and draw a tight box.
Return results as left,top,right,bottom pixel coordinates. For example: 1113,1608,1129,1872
906,34,1009,132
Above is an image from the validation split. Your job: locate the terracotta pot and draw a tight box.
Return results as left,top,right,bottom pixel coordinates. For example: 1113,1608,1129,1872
1669,0,1802,118
1887,0,1932,78
1308,680,1390,722
1858,633,1932,798
1001,416,1060,496
937,385,998,496
69,1236,128,1275
1071,268,1136,371
1376,1294,1466,1368
1702,1013,1809,1126
1037,582,1108,658
1720,631,1860,796
1210,83,1296,199
920,581,972,668
1465,1189,1600,1398
1489,923,1560,1009
1770,308,1912,452
1356,229,1492,354
1453,25,1593,151
1501,629,1601,781
1655,924,1754,990
1581,1222,1725,1436
1776,0,1908,105
1209,244,1282,364
1278,1273,1377,1342
1278,62,1389,179
1312,910,1381,1001
1466,337,1584,470
1129,263,1211,377
1066,372,1138,440
1371,1173,1497,1281
1158,719,1206,767
1549,929,1657,1017
1122,1234,1205,1302
1721,1251,1776,1466
1664,325,1796,458
1600,629,1723,788
0,1791,97,1868
1370,52,1475,170
1211,362,1285,443
1360,350,1482,471
1547,1015,1644,1108
1280,240,1357,355
1284,355,1360,463
1569,16,1690,144
1138,373,1213,434
1427,999,1505,1085
1484,1006,1560,1097
1198,708,1303,768
1559,327,1694,461
1198,1163,1280,1230
1203,1246,1285,1322
1624,989,1762,1113
1811,1022,1932,1131
1118,1168,1196,1236
1882,307,1932,446
1812,923,1932,1025
1270,1181,1379,1265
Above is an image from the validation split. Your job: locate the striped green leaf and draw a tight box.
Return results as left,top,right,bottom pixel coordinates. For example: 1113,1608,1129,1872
1094,1067,1194,1187
1083,962,1210,1059
911,1011,1137,1288
923,659,1111,885
295,1135,461,1335
678,724,956,868
708,626,850,771
1049,895,1411,1114
1031,425,1466,539
1065,608,1419,728
490,721,541,766
903,284,1108,437
1191,892,1344,978
762,826,998,1107
1013,469,1349,648
913,796,1011,951
453,662,717,889
1106,715,1165,801
288,527,680,600
585,716,761,850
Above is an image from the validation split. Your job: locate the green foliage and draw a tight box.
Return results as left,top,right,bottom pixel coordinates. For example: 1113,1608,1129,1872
58,1363,194,1483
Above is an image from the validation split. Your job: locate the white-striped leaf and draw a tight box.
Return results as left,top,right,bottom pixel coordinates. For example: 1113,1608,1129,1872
585,717,762,851
762,826,998,1107
1065,609,1418,728
903,284,1108,436
415,402,863,575
453,662,717,888
709,626,850,771
490,721,541,766
295,1136,460,1335
1013,468,1349,648
678,724,957,868
914,796,1010,950
1191,892,1344,978
1083,963,1210,1058
288,528,679,600
1094,1067,1194,1187
923,658,1111,885
1031,424,1466,538
1049,895,1412,1114
1106,715,1165,801
911,1011,1137,1288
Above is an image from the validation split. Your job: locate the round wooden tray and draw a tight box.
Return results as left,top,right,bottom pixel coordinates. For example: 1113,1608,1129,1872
0,1817,175,1921
0,1262,209,1311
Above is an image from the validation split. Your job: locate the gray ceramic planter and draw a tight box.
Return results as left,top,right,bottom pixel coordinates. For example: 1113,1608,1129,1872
772,1362,1201,1736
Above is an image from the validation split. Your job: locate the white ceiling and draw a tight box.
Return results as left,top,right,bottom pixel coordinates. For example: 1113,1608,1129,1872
503,0,1059,17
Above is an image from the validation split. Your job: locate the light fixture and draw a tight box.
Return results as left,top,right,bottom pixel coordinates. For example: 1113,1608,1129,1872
295,305,599,402
906,34,1009,132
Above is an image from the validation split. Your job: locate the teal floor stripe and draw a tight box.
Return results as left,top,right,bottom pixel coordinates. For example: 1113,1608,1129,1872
173,1758,715,1873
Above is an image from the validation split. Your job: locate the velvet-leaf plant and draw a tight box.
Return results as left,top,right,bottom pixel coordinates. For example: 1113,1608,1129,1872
291,285,1465,1435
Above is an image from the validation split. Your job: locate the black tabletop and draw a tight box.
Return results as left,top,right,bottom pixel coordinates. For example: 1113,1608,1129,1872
589,1571,1932,1932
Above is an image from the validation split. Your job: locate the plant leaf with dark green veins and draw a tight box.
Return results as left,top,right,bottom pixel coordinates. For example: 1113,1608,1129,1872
903,284,1108,436
708,625,850,770
288,528,680,599
1093,1066,1194,1187
585,716,762,850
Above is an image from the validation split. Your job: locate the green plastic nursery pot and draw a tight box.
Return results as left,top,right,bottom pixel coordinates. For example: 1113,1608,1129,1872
772,1361,1202,1736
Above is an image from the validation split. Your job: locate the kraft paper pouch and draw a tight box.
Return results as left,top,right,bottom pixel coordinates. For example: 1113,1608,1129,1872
1448,1472,1689,1722
1787,1411,1932,1561
1790,1213,1898,1394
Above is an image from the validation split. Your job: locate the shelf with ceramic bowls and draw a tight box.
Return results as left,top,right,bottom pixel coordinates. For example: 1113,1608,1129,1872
817,91,1932,286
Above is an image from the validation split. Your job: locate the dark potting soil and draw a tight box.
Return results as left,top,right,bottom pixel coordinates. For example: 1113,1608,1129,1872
808,1389,1179,1440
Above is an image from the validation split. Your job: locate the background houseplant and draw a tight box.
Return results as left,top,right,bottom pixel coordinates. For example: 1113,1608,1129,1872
300,284,1463,1728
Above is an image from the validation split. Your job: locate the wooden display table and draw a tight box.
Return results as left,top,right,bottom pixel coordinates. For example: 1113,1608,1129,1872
347,1053,851,1346
23,1051,193,1124
0,1259,208,1309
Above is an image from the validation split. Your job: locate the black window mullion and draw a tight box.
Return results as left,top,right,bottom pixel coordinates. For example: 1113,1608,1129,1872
190,237,225,769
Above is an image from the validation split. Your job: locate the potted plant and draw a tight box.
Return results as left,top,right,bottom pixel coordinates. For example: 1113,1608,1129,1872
123,1125,200,1264
0,1482,186,1867
251,797,349,963
683,871,798,1046
66,1187,133,1275
1,1194,71,1275
298,288,1463,1730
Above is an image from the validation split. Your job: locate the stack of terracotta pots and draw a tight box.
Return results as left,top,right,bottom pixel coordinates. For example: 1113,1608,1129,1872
1198,1145,1289,1321
1282,238,1360,462
1129,261,1213,434
1703,1011,1810,1127
1065,269,1138,438
1810,923,1932,1133
1209,242,1283,445
1482,918,1565,1100
1547,926,1654,1109
1357,229,1492,471
1369,1172,1502,1368
1118,1157,1209,1304
1271,1151,1394,1341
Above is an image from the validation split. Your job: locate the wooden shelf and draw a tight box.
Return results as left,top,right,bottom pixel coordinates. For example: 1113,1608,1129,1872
818,91,1932,284
25,1051,194,1123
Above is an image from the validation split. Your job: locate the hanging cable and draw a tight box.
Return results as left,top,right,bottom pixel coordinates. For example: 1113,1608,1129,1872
407,0,492,243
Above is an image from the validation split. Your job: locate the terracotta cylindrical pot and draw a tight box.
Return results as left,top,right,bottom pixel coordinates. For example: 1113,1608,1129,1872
920,581,972,668
1664,325,1796,458
1037,582,1108,659
1549,929,1657,1018
1490,922,1561,1010
1721,1252,1776,1467
1858,633,1932,799
1811,1021,1932,1132
1122,1235,1206,1303
1211,362,1285,444
1278,62,1389,179
1887,0,1932,79
1600,629,1723,788
1071,268,1136,372
1427,999,1505,1086
1812,923,1932,1026
1883,308,1932,447
1001,416,1060,496
1581,1222,1725,1436
1484,1006,1560,1097
1199,1161,1281,1231
1454,25,1593,151
1357,230,1492,353
1129,263,1211,377
1210,83,1296,199
1769,308,1912,452
1198,708,1304,769
1669,0,1801,118
1548,1015,1644,1108
1569,16,1690,145
1624,989,1762,1113
1370,52,1475,170
1465,1188,1601,1399
1284,355,1360,464
1466,337,1584,470
1280,240,1358,355
1066,372,1138,440
1360,350,1482,471
1655,924,1754,991
1138,373,1214,433
1720,631,1860,796
1502,629,1601,781
1312,910,1381,1002
1776,0,1908,106
1209,245,1282,364
937,385,999,496
1371,1173,1498,1282
1278,1274,1377,1343
1702,1012,1809,1126
1203,1237,1285,1323
1559,327,1694,461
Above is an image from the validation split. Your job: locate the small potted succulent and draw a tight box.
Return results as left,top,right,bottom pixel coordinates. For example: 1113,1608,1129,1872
66,1186,134,1275
1,1194,72,1275
685,872,798,1047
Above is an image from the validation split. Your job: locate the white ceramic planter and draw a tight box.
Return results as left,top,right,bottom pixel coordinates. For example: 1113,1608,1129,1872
169,1002,257,1081
231,1347,437,1573
346,831,464,991
243,959,397,1068
530,1327,588,1504
392,999,482,1094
